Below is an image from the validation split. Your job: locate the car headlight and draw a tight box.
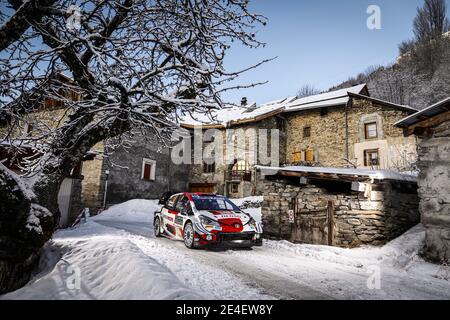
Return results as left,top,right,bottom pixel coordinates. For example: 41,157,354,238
199,215,221,228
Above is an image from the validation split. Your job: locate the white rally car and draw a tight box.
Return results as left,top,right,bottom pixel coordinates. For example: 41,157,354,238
154,193,263,249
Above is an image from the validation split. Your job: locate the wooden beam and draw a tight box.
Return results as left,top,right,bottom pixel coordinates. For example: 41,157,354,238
405,110,450,137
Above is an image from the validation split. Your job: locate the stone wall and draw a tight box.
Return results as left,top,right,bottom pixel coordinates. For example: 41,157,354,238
418,120,450,262
261,176,420,247
80,142,105,212
105,131,190,206
285,97,416,169
286,106,348,167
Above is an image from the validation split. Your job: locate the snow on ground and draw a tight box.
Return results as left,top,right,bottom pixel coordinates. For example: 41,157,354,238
2,200,271,300
2,198,450,300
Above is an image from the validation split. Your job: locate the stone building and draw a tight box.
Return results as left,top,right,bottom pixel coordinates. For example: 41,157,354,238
395,97,450,262
82,130,190,212
0,74,86,227
258,166,420,247
181,97,295,197
283,84,419,170
180,84,419,198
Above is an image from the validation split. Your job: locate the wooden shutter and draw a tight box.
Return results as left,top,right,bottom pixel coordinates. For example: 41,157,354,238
143,163,151,180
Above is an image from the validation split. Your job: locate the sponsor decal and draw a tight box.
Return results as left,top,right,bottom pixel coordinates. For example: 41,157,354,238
216,214,241,219
175,216,184,225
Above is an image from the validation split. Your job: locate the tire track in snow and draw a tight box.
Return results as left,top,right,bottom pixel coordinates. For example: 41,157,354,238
95,219,330,300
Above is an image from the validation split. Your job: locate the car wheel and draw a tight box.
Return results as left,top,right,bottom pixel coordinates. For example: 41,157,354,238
183,222,195,249
154,217,162,237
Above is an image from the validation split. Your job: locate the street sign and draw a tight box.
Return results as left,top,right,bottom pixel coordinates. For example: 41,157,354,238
288,210,295,224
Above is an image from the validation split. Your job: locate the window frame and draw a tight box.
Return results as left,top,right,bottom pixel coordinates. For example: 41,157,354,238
141,158,156,181
166,194,181,210
230,183,239,194
364,149,380,166
364,122,378,139
303,126,311,138
203,159,215,173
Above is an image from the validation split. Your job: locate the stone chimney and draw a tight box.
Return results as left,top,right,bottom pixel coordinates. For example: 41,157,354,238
241,97,248,107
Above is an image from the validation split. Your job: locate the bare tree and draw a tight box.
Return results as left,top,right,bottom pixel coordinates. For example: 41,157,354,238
398,39,416,55
296,84,321,98
413,0,450,42
0,0,268,293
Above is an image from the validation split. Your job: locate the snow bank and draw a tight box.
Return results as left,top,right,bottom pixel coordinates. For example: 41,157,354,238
5,199,448,300
2,200,199,300
2,227,201,300
93,199,161,224
2,199,269,300
231,196,263,223
263,225,427,269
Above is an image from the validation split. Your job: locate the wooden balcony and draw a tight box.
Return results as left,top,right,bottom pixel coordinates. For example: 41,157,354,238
227,170,252,182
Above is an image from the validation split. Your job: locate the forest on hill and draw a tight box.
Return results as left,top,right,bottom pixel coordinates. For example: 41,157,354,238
329,0,450,110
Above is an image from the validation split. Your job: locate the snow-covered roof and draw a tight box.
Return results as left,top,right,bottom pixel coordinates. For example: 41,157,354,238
257,165,417,183
180,83,415,128
395,97,450,130
284,84,368,113
180,96,296,128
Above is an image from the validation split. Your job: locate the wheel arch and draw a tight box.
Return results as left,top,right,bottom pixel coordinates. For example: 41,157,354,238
183,218,194,230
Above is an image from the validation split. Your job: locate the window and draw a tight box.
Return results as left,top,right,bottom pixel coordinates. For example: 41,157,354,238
233,160,250,172
203,161,215,173
364,149,379,166
303,126,311,138
141,158,156,181
320,107,329,117
175,196,192,214
192,195,240,211
166,194,181,210
364,122,378,139
230,183,239,194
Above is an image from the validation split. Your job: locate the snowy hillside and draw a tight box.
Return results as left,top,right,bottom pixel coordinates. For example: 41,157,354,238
2,198,450,300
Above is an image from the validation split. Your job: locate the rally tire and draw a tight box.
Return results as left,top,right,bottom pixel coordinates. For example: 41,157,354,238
183,222,196,249
154,217,162,237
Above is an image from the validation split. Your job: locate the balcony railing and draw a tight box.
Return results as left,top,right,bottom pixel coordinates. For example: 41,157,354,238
227,170,252,182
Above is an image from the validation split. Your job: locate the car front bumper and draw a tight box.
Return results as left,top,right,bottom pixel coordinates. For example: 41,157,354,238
195,231,263,247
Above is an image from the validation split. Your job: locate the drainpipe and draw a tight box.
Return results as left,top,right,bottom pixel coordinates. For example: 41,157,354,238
345,99,352,162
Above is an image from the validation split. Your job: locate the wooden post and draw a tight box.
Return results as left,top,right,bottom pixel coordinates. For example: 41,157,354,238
327,200,335,246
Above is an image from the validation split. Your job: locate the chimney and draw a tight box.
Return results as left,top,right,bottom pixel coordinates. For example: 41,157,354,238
241,97,248,107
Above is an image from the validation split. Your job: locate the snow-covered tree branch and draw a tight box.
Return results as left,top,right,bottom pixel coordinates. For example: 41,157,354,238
0,0,267,293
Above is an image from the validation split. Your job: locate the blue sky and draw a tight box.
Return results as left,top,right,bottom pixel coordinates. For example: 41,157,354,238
222,0,450,104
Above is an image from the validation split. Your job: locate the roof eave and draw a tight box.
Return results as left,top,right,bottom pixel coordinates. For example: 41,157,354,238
348,92,417,113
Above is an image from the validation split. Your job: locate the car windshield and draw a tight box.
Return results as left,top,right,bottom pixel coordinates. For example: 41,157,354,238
192,196,240,211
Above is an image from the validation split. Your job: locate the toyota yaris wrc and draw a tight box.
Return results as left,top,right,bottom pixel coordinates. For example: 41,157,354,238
154,193,263,249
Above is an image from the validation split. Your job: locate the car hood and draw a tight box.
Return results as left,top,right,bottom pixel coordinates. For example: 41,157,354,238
198,210,251,224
